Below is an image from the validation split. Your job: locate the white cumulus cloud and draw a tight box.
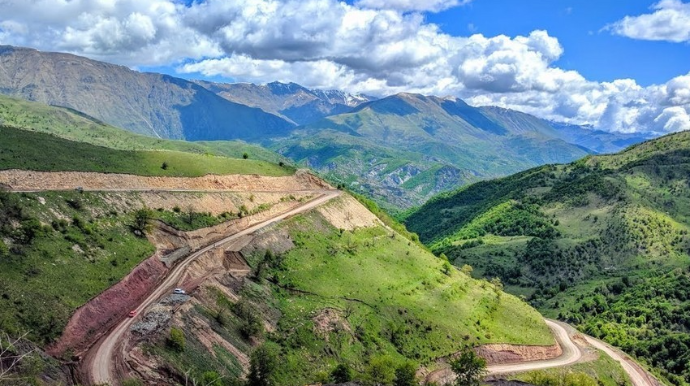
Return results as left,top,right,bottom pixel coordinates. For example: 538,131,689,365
355,0,472,13
608,0,690,43
0,0,688,134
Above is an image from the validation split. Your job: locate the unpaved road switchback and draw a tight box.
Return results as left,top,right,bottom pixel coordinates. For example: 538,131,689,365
86,190,341,386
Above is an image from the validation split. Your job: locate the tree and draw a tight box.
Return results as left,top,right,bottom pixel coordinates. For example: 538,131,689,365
450,348,486,386
0,239,8,259
442,261,453,276
243,153,249,159
132,208,153,236
167,327,185,353
394,362,417,386
248,345,278,386
366,356,395,386
460,264,473,276
330,363,353,383
490,277,503,299
201,371,222,386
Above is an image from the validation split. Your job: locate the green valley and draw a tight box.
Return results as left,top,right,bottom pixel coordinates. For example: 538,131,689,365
405,131,690,385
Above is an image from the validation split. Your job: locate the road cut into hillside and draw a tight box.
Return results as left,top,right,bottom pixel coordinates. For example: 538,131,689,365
0,168,329,192
83,190,341,386
426,319,660,386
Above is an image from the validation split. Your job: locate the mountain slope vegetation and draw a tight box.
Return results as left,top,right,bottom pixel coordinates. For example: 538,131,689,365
274,93,592,210
404,131,690,385
0,46,651,213
0,99,557,386
0,94,293,170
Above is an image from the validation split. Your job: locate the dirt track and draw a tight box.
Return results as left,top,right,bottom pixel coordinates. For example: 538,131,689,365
86,190,341,385
0,169,330,192
427,320,659,386
584,335,663,386
487,321,581,374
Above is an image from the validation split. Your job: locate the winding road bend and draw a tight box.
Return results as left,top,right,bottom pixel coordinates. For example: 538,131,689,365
487,320,581,374
427,319,659,386
86,190,341,386
488,320,660,386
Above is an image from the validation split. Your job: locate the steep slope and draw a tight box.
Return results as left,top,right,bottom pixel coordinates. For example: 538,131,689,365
196,80,371,125
404,131,690,385
0,149,555,385
77,193,553,386
274,93,590,210
0,46,294,140
0,93,560,386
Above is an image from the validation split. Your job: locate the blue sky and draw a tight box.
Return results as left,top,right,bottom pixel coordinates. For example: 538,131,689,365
0,0,689,133
426,0,690,86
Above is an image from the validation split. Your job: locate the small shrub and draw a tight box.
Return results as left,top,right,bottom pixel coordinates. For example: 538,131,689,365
167,327,185,353
122,379,144,386
330,363,353,383
394,362,418,386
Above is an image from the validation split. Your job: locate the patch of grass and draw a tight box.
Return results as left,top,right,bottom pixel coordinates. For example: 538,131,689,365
0,125,291,177
257,209,552,385
0,94,293,167
0,191,154,344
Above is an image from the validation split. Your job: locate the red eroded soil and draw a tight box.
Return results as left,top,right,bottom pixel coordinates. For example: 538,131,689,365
47,255,168,358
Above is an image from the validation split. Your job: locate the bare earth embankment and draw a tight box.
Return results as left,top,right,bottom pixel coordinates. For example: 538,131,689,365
0,169,329,192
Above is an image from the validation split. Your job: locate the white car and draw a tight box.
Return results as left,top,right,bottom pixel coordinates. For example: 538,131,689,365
173,288,186,295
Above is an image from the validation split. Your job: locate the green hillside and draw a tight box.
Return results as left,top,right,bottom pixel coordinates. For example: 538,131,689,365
0,94,290,166
404,131,690,385
261,211,553,384
0,125,292,177
145,197,553,386
273,93,590,212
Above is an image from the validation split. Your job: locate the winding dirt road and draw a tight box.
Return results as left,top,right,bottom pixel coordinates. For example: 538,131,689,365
583,335,663,386
428,319,659,386
487,320,581,374
86,190,341,386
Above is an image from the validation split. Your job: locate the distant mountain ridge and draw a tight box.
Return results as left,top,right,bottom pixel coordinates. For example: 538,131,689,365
0,45,295,141
273,93,594,209
194,80,372,125
0,45,654,210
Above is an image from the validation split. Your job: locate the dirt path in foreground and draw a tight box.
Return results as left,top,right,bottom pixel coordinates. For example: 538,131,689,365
85,190,341,386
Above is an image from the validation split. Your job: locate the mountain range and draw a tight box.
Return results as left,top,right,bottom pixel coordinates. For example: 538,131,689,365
0,45,653,209
194,80,372,126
